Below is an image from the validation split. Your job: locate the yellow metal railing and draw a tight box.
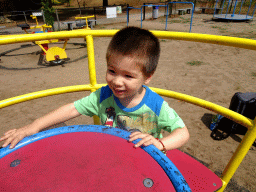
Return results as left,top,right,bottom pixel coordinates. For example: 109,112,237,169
0,30,255,192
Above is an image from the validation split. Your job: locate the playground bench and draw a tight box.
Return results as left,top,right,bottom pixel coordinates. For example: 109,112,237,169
177,9,186,15
63,19,96,30
200,7,222,14
63,21,76,31
76,20,96,29
186,8,192,14
176,8,192,15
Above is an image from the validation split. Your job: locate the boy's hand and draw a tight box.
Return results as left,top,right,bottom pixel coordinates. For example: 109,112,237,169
128,132,163,151
0,126,38,149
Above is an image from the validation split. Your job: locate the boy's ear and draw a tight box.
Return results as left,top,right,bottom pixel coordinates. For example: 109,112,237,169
144,75,153,85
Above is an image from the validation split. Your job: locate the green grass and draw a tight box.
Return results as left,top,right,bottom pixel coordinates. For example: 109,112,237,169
168,17,191,24
211,25,227,32
251,72,256,77
187,60,204,66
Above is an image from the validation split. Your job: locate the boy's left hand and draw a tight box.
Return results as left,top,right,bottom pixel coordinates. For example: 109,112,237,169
128,132,162,151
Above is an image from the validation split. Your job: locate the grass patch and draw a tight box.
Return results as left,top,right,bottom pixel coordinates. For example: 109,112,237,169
251,72,256,77
168,17,191,24
187,60,204,66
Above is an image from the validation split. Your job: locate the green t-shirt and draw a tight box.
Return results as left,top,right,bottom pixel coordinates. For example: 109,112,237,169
74,85,185,138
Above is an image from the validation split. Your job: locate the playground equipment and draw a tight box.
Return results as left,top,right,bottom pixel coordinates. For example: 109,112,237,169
17,13,69,65
0,30,256,191
213,0,256,21
75,15,95,29
17,14,94,65
127,2,194,32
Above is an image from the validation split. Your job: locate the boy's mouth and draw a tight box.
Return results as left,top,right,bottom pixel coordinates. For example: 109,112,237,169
113,88,126,95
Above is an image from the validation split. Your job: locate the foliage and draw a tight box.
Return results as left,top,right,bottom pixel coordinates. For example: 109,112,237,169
58,0,71,6
41,0,55,27
187,60,204,66
52,0,63,5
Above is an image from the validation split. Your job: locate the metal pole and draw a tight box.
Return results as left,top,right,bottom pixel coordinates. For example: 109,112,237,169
165,4,169,30
239,0,244,15
141,7,143,28
23,11,28,23
127,6,129,25
94,7,97,25
143,3,145,20
55,9,60,31
42,10,46,24
252,4,256,17
232,0,238,17
221,0,226,14
246,0,253,18
214,0,219,16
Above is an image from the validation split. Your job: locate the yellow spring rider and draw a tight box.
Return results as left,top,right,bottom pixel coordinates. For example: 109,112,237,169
17,14,71,65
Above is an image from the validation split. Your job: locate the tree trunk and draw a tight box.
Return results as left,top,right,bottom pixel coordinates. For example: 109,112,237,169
103,0,108,7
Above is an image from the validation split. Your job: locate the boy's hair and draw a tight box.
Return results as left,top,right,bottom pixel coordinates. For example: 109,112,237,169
106,27,160,77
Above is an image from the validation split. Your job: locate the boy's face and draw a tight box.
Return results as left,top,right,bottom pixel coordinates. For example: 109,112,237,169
106,55,152,105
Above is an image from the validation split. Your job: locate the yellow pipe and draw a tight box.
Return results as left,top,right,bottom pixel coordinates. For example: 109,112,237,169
1,84,253,131
218,117,256,191
151,87,254,129
85,35,97,87
1,30,256,191
0,84,106,109
37,44,48,54
30,15,38,26
62,39,68,50
85,35,99,125
151,31,256,50
1,30,256,51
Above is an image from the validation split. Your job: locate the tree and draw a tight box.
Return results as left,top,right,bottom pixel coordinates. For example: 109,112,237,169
66,0,71,7
41,0,55,28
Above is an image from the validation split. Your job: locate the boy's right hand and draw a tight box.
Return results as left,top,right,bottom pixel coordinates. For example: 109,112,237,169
0,126,38,149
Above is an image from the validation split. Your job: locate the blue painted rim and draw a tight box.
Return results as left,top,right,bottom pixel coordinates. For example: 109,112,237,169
0,125,191,192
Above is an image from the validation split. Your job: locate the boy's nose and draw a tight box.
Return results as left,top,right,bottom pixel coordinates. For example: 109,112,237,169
113,76,123,86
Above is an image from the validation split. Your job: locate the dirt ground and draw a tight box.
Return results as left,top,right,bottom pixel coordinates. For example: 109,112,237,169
0,13,256,191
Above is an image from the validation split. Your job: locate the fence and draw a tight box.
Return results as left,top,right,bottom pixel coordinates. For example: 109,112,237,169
0,3,195,35
0,5,130,34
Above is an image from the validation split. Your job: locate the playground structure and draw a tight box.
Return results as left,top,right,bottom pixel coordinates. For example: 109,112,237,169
213,0,256,21
17,13,95,65
75,15,95,29
0,30,256,191
127,2,195,32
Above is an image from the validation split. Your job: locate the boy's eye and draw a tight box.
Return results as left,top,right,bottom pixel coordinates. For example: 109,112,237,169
108,69,115,74
125,75,133,78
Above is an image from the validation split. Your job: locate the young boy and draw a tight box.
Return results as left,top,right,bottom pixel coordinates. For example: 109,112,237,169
1,27,189,153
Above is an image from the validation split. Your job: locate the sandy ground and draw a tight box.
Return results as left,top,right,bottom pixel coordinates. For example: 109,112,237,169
0,13,256,191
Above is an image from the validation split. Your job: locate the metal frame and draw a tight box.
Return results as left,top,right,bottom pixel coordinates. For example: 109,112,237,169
126,2,194,32
213,0,255,21
0,30,256,192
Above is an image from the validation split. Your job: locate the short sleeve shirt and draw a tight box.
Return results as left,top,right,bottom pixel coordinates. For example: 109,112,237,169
74,85,185,138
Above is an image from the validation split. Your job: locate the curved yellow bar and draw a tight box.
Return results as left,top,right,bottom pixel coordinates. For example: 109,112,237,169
0,30,256,50
0,30,256,192
86,35,97,87
0,84,253,130
0,84,106,109
151,87,254,129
